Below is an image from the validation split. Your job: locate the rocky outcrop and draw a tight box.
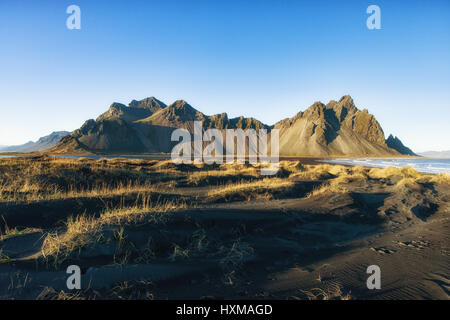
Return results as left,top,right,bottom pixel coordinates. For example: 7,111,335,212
386,134,416,156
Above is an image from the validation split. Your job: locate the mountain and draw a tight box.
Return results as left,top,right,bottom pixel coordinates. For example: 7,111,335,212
50,98,267,154
418,150,450,158
0,141,35,152
386,135,416,156
0,132,71,153
274,95,399,156
50,95,414,157
20,131,72,152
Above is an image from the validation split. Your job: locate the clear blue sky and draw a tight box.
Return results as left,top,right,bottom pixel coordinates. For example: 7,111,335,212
0,0,449,152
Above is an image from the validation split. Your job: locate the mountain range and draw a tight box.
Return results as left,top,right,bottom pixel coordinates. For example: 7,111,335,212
0,131,71,153
418,150,450,158
16,95,417,157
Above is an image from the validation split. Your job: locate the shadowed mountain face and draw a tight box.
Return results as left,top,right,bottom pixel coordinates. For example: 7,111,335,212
49,95,414,156
386,135,417,156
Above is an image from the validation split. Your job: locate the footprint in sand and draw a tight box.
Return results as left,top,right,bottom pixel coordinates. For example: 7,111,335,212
370,247,396,255
397,240,430,250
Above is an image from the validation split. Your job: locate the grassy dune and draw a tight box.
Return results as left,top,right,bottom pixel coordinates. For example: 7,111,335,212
0,156,448,299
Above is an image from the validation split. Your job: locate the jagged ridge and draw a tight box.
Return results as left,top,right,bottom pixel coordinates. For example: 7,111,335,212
49,95,414,157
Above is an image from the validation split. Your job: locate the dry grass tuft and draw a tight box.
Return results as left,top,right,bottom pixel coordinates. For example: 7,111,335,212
430,173,450,185
187,167,259,186
368,166,422,179
298,284,352,300
395,177,422,190
37,280,155,300
0,157,172,203
307,183,349,198
0,226,42,241
41,197,186,262
280,161,306,173
207,178,295,202
289,164,335,180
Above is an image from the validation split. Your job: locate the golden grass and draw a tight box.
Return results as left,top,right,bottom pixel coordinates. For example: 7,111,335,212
307,183,349,198
36,287,87,300
298,284,352,300
329,170,367,185
207,178,295,200
41,196,187,261
278,161,306,172
289,164,335,180
0,180,158,203
187,166,260,186
368,166,422,179
37,279,155,300
395,177,422,189
0,157,178,203
1,157,447,207
430,172,450,185
0,226,42,241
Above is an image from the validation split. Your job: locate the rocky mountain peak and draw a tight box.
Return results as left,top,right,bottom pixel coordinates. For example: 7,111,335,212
128,97,167,112
338,94,355,107
303,102,327,120
164,100,200,118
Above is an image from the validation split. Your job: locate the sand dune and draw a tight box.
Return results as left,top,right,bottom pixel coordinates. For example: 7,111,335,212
0,157,448,299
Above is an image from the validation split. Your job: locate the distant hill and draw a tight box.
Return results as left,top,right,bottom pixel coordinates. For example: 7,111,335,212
0,131,71,153
0,141,35,152
49,95,415,157
418,150,450,158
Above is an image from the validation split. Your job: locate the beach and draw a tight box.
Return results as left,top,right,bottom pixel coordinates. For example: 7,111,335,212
0,156,448,299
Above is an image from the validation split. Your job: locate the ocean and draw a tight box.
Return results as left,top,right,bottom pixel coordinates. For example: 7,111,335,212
321,158,450,174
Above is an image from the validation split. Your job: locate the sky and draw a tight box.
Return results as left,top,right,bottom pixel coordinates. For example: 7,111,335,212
0,0,449,152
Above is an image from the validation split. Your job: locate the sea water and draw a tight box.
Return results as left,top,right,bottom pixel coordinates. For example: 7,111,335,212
321,158,450,174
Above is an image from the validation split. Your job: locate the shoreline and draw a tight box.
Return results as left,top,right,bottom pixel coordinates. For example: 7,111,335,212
1,153,449,174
